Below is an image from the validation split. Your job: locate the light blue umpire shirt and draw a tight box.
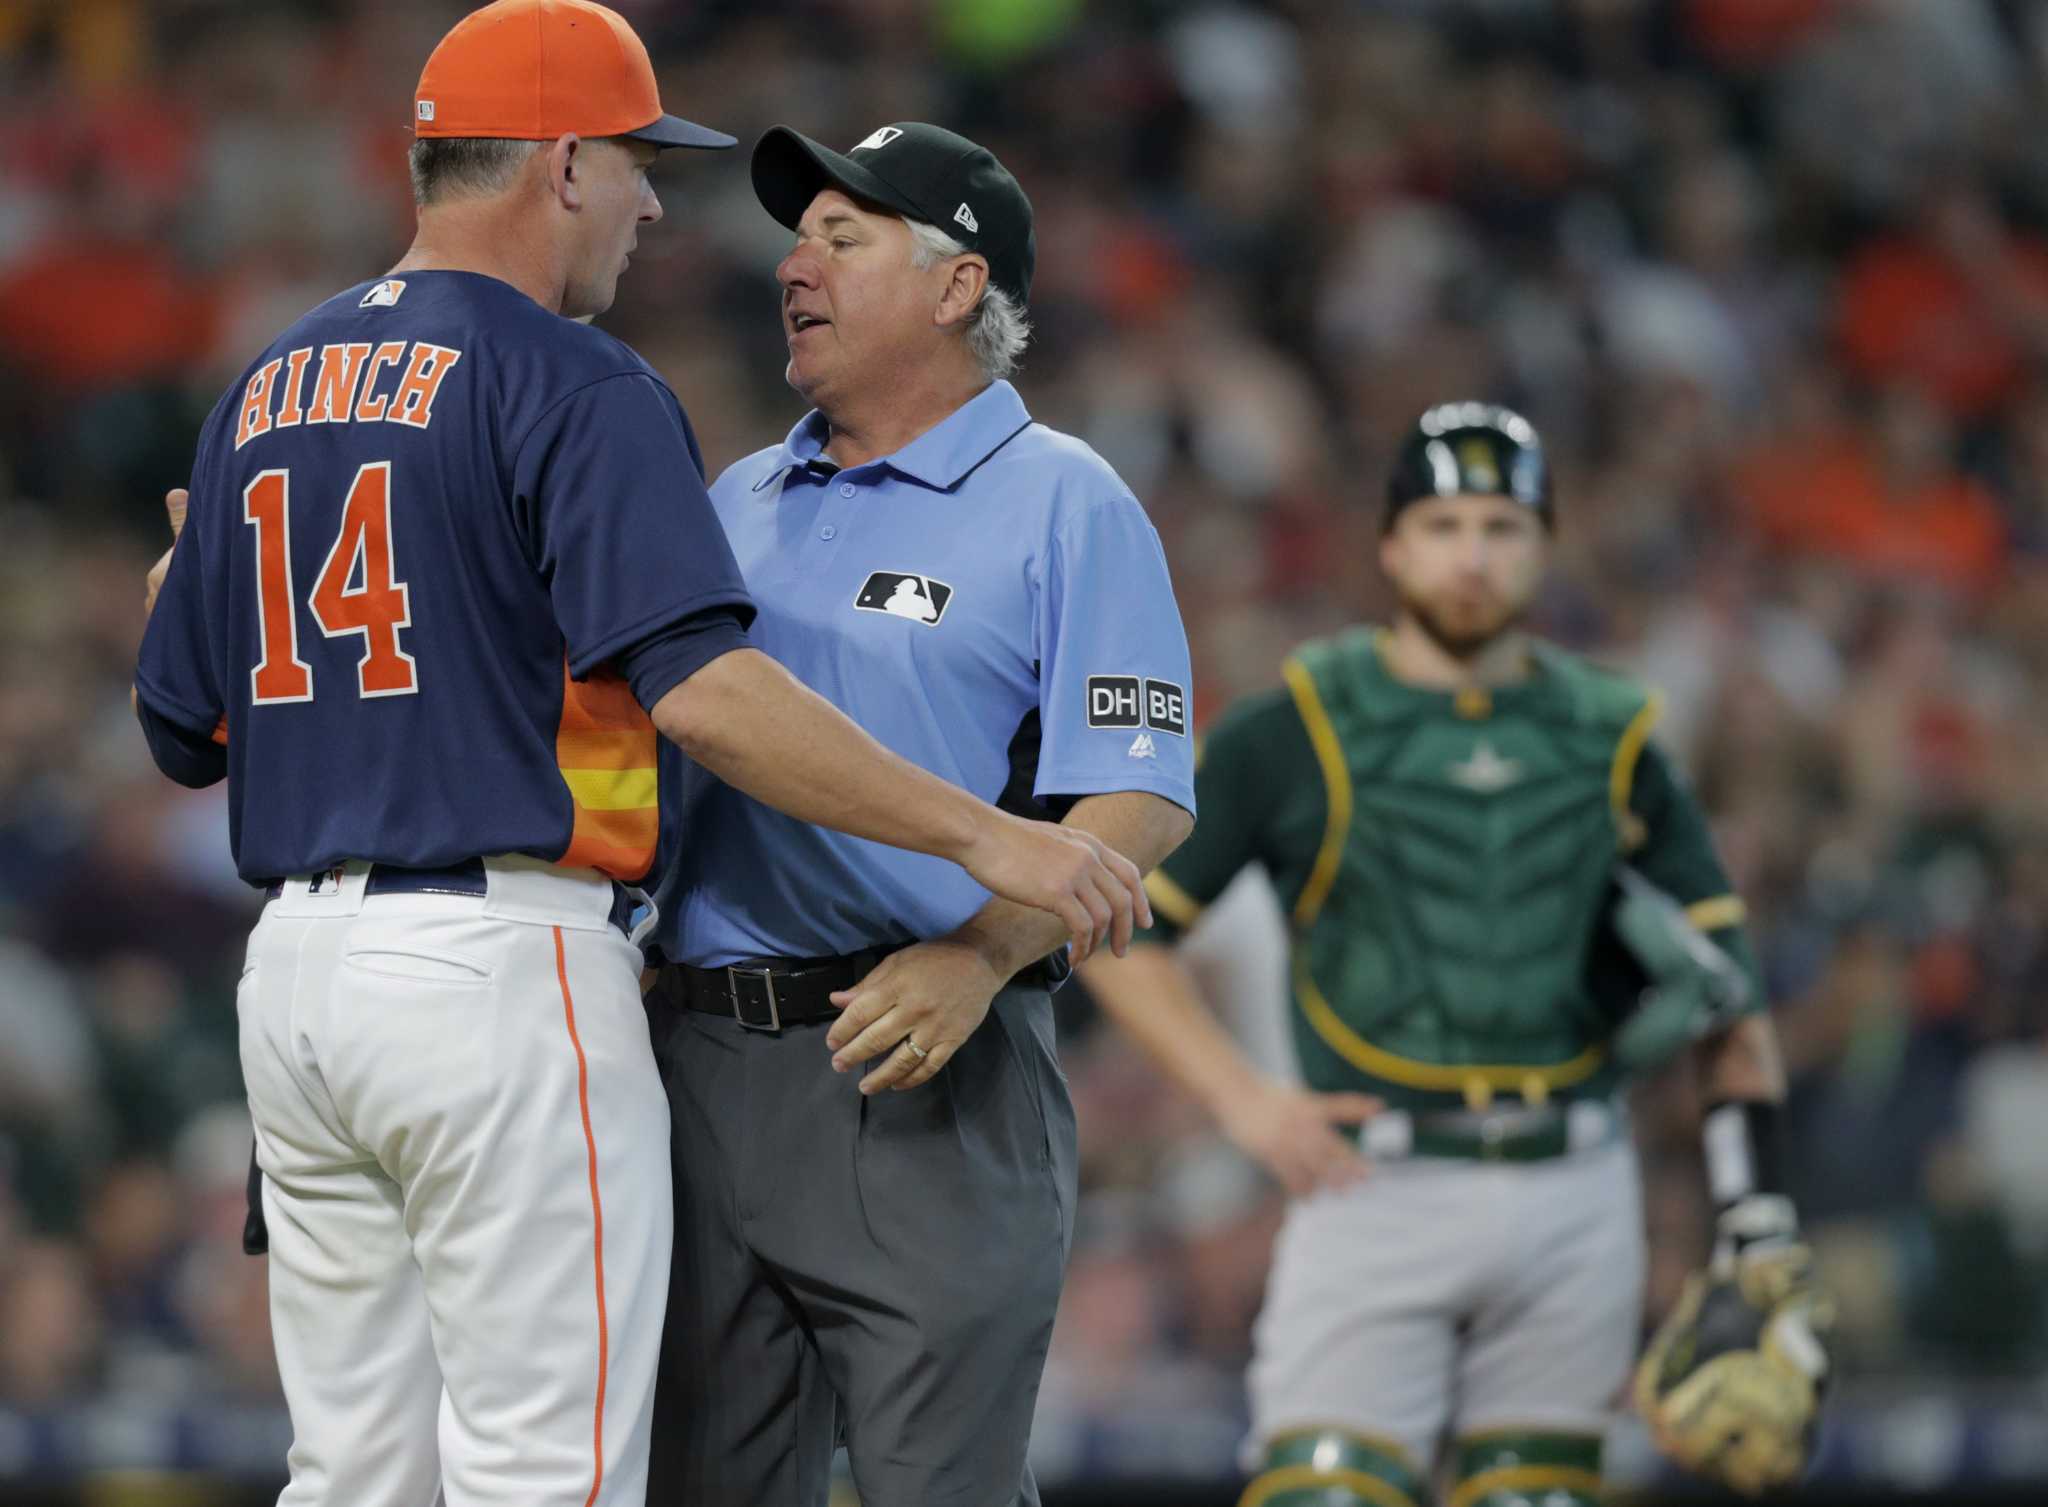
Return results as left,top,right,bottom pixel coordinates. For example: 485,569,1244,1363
651,378,1196,969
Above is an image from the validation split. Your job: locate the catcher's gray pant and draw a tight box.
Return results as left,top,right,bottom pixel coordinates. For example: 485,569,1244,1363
644,978,1077,1507
1247,1138,1645,1472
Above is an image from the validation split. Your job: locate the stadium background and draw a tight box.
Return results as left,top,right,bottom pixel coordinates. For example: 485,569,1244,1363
3,0,2047,1501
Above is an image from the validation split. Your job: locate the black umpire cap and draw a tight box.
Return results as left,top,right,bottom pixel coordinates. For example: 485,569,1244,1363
1383,401,1554,533
751,122,1036,305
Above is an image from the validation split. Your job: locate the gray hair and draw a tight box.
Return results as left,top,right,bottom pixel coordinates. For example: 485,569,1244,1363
904,218,1031,380
408,136,541,207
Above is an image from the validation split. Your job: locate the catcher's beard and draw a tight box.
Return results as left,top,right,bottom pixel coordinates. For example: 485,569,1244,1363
1395,585,1527,661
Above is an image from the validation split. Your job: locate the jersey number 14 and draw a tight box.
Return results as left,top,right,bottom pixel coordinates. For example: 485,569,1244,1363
244,462,417,703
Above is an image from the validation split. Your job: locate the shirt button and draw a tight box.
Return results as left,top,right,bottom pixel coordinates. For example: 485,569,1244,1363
820,525,837,540
838,482,856,498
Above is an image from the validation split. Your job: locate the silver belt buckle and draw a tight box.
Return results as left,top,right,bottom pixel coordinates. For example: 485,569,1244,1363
726,965,782,1031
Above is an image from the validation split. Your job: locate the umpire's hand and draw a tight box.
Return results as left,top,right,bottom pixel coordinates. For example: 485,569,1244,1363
827,941,1004,1094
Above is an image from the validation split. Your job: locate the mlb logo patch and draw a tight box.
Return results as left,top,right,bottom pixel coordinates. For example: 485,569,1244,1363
360,279,407,309
416,100,435,122
854,571,953,626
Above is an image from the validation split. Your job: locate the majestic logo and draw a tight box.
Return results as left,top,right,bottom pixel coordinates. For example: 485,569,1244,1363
854,126,904,152
1127,733,1157,761
416,100,435,122
953,202,979,234
1447,740,1523,793
360,279,407,309
854,571,952,626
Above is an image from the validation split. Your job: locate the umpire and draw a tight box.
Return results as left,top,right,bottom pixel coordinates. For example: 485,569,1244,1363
644,124,1196,1505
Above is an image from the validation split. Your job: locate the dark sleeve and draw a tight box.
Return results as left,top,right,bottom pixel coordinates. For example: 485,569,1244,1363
614,606,753,713
1137,687,1309,945
135,696,227,788
1628,739,1766,1010
513,373,756,680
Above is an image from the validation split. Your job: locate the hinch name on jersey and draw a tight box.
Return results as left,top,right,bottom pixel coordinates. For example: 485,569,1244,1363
234,341,463,450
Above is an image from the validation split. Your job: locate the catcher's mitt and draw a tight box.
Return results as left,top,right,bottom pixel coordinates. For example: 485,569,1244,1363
1634,1206,1833,1496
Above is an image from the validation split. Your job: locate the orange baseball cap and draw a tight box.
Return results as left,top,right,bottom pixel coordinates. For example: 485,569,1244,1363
414,0,734,151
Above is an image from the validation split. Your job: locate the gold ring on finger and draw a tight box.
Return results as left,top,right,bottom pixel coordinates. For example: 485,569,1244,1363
903,1036,931,1062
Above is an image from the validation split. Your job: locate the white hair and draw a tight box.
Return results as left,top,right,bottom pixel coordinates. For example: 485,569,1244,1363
904,217,1031,381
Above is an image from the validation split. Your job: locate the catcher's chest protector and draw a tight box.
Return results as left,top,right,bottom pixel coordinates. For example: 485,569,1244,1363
1285,629,1655,1109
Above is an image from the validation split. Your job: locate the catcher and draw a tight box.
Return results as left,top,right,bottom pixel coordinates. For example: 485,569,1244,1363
1080,402,1832,1505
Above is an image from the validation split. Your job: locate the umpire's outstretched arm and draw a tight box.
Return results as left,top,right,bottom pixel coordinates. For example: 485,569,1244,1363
651,645,1150,962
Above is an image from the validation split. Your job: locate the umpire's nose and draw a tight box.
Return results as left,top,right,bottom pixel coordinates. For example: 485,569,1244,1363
776,240,819,292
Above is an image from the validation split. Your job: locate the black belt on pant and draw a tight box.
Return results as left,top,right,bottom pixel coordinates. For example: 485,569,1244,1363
653,948,1065,1032
261,860,637,936
263,859,489,900
651,950,896,1030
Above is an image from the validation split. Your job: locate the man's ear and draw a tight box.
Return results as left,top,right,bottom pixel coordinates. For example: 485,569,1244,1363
934,255,989,330
545,133,585,211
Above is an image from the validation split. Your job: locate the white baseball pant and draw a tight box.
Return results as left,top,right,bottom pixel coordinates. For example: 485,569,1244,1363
1246,1138,1645,1470
238,856,670,1507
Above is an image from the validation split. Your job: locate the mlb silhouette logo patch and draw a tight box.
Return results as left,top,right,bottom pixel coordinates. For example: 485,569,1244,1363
854,571,953,626
360,279,407,308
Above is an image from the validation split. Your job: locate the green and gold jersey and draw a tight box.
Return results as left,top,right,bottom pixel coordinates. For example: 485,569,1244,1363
1140,626,1761,1113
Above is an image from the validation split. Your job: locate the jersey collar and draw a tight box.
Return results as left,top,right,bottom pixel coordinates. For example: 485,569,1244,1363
751,379,1033,494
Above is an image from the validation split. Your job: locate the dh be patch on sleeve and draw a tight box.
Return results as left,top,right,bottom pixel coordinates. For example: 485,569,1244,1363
1088,674,1185,734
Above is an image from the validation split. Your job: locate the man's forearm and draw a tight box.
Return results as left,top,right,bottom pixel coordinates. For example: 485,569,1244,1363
1695,1012,1788,1104
946,791,1190,977
652,647,987,860
1079,943,1264,1118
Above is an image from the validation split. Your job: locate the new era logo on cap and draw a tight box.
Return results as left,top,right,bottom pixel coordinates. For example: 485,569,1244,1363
855,126,904,152
953,202,978,234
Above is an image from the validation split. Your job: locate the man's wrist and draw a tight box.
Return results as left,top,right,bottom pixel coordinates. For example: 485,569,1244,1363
1704,1099,1801,1258
942,913,1045,983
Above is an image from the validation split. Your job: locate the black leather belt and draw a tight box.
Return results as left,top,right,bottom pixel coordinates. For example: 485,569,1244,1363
262,860,636,936
263,859,488,900
650,951,896,1030
652,948,1066,1032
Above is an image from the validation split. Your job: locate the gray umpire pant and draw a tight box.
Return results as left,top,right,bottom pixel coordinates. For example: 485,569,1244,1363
645,977,1078,1506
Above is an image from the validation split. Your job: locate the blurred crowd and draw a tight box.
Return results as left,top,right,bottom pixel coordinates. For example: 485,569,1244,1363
5,0,2048,1479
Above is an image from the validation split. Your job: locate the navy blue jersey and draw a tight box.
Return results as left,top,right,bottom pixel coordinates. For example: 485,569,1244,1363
135,271,754,884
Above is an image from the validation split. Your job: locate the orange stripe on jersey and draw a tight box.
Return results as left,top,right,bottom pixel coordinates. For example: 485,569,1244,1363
211,716,229,747
305,342,372,424
555,661,659,881
353,340,410,422
388,343,462,429
555,728,659,772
